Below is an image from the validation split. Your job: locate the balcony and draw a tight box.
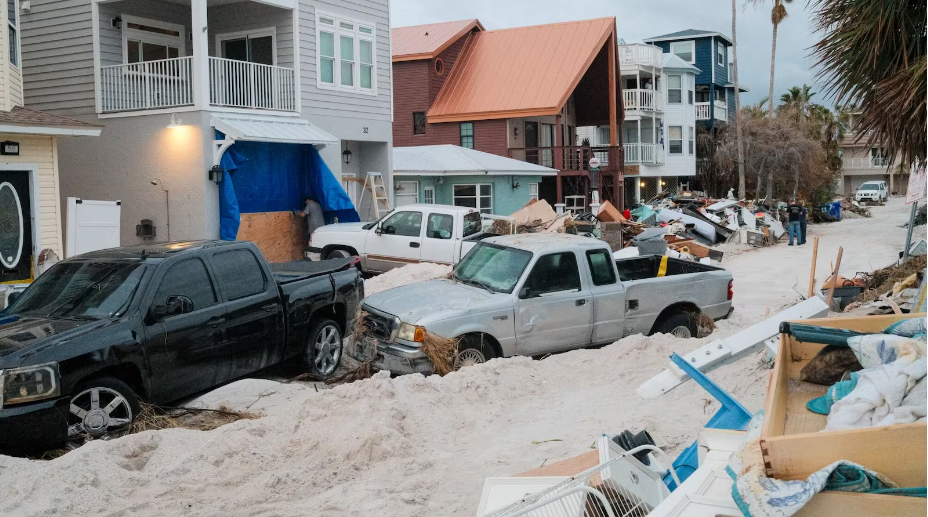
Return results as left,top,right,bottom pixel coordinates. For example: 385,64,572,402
508,145,622,172
846,157,888,169
623,89,663,112
695,102,728,122
623,143,664,165
618,44,664,68
696,102,711,120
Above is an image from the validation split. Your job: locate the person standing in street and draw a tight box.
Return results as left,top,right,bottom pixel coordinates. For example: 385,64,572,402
787,199,802,246
799,202,809,245
296,197,325,246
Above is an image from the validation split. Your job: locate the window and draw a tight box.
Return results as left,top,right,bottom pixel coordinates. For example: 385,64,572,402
529,183,539,202
522,252,581,297
716,88,726,102
316,11,376,93
670,41,694,63
434,58,444,75
413,112,426,135
380,211,422,237
687,76,694,105
668,75,682,104
122,15,185,64
217,28,275,65
717,41,726,67
462,212,482,237
668,126,683,155
7,0,16,67
460,122,474,149
688,126,695,155
423,186,435,204
426,213,454,239
453,184,492,214
154,259,217,312
586,249,616,286
211,250,267,301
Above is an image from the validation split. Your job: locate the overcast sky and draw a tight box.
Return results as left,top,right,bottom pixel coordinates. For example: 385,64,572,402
391,0,826,107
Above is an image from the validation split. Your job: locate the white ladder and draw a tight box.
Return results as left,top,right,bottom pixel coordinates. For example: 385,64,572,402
359,172,391,218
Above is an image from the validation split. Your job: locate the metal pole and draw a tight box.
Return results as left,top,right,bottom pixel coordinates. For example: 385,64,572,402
902,201,918,263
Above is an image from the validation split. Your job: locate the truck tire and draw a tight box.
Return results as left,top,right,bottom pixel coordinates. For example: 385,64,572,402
324,248,352,259
653,313,696,339
68,376,140,446
454,334,498,371
306,318,343,378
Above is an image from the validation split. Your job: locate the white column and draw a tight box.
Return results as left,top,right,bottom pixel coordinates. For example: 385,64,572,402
191,0,211,109
634,177,641,203
657,175,662,194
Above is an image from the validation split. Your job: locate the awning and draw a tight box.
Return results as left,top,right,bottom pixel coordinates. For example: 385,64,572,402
211,115,339,147
394,144,558,176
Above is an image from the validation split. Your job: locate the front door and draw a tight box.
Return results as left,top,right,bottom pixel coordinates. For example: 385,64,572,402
524,121,539,165
144,257,228,403
364,210,423,272
218,31,275,108
0,171,33,284
515,251,593,355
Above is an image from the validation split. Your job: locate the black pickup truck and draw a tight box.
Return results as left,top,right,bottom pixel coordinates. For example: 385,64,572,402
0,240,362,452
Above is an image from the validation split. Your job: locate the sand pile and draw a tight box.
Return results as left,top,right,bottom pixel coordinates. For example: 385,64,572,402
364,263,452,297
0,331,767,517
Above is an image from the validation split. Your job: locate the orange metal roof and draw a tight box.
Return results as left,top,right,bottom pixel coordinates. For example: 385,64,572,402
427,17,615,123
392,19,484,62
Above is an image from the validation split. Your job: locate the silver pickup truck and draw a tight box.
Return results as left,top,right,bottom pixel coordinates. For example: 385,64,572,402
354,234,734,375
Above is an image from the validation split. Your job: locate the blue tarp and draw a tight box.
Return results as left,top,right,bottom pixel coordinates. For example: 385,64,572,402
216,133,359,240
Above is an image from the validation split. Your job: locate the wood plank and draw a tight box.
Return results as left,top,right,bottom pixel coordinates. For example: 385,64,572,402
796,489,926,516
237,212,306,263
515,450,599,477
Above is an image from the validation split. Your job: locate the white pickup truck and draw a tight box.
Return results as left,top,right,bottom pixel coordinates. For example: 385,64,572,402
309,204,487,273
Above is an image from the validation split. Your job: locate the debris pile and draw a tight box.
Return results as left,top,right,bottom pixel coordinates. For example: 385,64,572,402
844,256,927,315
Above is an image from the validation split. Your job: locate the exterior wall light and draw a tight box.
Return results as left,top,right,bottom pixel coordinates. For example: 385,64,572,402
342,142,352,164
167,113,182,128
640,181,646,187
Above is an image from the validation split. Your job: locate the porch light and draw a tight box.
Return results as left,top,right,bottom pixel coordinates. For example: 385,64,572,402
640,181,646,187
342,143,352,165
167,114,182,129
511,177,520,189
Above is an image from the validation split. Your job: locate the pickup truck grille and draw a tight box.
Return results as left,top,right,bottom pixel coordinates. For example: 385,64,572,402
362,308,396,341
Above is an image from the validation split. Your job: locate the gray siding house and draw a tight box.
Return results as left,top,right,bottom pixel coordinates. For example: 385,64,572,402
20,0,393,255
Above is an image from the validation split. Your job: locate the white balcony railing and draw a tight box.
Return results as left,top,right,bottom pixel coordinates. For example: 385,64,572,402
99,56,297,113
623,89,663,112
100,57,194,112
714,105,728,122
619,44,664,68
209,57,297,111
695,102,711,120
847,157,888,169
624,143,665,165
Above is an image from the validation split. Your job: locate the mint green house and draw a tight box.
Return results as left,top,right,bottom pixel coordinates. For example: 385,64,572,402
393,145,557,215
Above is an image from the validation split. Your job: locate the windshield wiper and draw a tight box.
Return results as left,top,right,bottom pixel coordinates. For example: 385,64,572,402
462,277,494,294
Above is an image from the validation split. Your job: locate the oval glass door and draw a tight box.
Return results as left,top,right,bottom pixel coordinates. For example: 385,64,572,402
0,181,24,269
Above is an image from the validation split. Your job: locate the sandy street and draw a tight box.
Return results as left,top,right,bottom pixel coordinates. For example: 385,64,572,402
0,198,920,517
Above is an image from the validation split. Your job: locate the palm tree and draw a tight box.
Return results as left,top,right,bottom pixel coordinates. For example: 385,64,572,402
732,0,745,199
742,97,769,120
810,0,926,167
751,0,794,117
779,84,816,121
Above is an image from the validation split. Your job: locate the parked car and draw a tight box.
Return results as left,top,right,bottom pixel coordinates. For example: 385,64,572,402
855,181,888,203
309,204,490,273
352,234,734,375
0,240,362,452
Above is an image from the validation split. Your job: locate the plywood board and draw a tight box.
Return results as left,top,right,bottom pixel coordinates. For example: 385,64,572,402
237,211,307,263
514,450,599,477
796,490,926,517
597,200,625,222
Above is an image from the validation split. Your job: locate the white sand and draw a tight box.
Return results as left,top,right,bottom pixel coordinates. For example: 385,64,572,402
364,262,452,297
0,198,910,516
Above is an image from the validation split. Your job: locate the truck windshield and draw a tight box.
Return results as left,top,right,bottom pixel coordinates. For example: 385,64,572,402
861,184,879,190
462,212,482,238
6,262,145,320
452,243,532,293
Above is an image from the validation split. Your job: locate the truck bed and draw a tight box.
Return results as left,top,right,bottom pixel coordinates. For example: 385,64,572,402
271,258,356,284
615,256,723,282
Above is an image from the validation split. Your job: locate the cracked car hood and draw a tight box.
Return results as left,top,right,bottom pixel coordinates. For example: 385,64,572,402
363,279,496,324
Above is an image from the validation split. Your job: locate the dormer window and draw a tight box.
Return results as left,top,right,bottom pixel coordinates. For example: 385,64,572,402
7,0,17,67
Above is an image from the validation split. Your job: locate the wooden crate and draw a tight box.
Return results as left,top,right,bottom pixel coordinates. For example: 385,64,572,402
761,313,927,516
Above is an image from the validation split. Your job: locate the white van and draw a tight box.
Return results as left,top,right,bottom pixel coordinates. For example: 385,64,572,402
855,181,888,203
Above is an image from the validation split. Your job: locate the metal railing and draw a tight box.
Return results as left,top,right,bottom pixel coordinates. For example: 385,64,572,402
100,56,194,112
508,145,622,172
623,143,664,165
695,102,711,120
618,44,664,67
623,89,663,112
209,57,297,111
846,157,888,169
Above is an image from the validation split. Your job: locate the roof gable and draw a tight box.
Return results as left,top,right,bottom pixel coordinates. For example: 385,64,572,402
392,19,484,62
427,17,616,123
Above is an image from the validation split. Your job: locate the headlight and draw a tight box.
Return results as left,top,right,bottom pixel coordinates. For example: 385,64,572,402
396,322,426,343
0,362,61,408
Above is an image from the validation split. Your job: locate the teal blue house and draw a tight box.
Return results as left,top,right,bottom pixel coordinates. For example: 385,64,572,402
393,145,557,215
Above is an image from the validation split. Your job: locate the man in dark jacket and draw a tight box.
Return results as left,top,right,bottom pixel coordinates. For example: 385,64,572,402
787,199,803,246
799,202,809,245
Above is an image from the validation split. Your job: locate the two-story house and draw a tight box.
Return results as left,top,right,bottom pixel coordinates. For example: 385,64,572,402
392,17,627,211
578,42,699,207
643,29,741,131
838,111,905,196
20,0,393,260
0,0,102,303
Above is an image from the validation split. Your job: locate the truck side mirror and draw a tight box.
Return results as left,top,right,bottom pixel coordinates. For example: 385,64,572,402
375,226,383,236
166,295,194,316
519,287,533,299
6,291,21,306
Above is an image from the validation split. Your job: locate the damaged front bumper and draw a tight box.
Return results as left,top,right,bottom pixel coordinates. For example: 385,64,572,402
352,335,433,375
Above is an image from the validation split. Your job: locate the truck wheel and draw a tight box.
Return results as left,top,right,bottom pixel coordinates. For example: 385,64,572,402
67,376,140,446
654,313,696,339
324,248,352,259
454,334,498,371
306,318,343,378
